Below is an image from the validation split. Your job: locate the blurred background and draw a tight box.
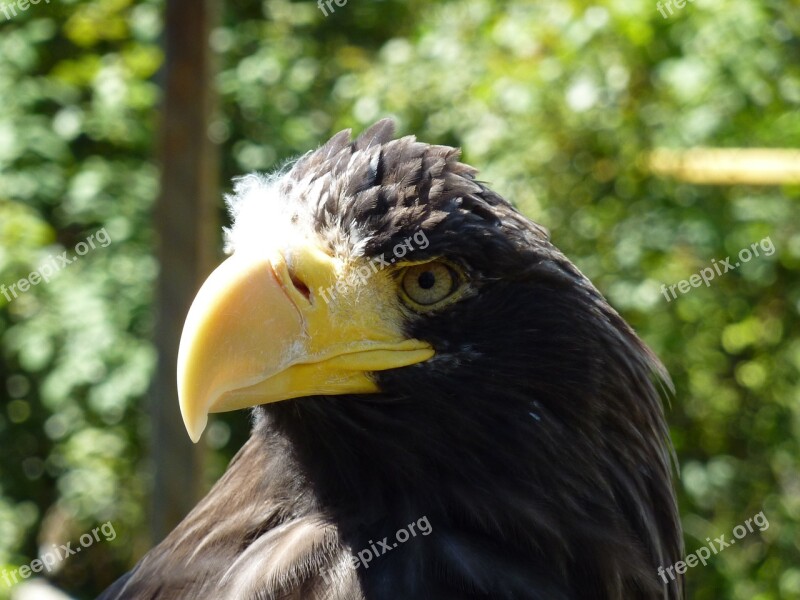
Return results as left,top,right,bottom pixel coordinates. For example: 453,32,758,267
0,0,798,598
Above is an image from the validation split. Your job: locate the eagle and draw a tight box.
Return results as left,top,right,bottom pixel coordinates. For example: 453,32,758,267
99,120,684,599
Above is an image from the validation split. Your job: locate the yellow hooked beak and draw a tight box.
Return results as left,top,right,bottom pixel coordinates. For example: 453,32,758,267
177,245,434,442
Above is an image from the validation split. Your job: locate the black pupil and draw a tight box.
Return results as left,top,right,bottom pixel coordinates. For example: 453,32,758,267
418,271,436,290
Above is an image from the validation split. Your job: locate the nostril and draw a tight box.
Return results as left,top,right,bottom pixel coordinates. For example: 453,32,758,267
289,272,312,303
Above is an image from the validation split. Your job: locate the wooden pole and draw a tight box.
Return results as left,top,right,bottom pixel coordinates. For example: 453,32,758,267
150,0,218,543
648,148,800,185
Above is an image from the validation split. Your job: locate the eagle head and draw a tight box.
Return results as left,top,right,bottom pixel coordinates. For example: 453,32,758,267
172,119,683,599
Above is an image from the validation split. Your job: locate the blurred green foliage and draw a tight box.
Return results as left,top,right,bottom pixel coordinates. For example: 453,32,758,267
0,0,798,598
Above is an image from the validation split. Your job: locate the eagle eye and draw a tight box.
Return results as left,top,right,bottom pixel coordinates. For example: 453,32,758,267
400,261,464,309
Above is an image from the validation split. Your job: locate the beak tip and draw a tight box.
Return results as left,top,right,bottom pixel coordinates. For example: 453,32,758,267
179,385,208,444
184,411,207,444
